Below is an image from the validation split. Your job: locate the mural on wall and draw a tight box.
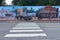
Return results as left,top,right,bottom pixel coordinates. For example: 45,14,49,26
0,6,59,19
58,7,60,19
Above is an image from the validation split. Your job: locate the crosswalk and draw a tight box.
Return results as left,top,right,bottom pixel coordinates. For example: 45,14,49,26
4,22,47,37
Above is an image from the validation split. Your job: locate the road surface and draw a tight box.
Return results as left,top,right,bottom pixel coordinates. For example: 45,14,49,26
0,21,60,40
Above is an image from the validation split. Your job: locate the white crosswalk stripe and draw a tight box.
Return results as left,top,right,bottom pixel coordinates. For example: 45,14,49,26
15,22,39,27
4,22,47,37
5,33,47,37
9,29,43,32
13,27,40,29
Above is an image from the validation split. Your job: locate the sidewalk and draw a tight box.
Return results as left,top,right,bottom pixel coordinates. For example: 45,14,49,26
0,18,60,22
0,18,16,21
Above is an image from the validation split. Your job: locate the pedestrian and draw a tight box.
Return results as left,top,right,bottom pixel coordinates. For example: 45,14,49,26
16,13,19,20
16,12,23,20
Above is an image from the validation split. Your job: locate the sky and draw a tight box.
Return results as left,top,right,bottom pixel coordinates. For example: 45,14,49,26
5,0,13,5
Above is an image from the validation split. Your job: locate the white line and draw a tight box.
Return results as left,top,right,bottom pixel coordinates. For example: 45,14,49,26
13,27,40,29
15,25,39,27
4,33,47,37
9,29,43,32
15,23,39,27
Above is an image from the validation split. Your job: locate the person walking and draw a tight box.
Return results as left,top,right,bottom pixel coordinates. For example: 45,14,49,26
16,12,20,20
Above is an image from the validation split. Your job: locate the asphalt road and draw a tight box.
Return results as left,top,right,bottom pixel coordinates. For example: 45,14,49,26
36,22,60,40
0,21,60,40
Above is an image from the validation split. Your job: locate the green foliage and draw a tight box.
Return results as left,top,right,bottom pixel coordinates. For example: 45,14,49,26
12,0,60,6
0,0,3,6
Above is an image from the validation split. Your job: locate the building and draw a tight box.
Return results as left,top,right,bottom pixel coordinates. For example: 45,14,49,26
37,6,58,19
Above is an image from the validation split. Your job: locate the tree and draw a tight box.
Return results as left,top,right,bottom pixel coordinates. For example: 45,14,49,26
0,0,3,6
48,0,60,6
55,0,60,6
12,0,60,6
12,0,42,6
12,0,23,5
